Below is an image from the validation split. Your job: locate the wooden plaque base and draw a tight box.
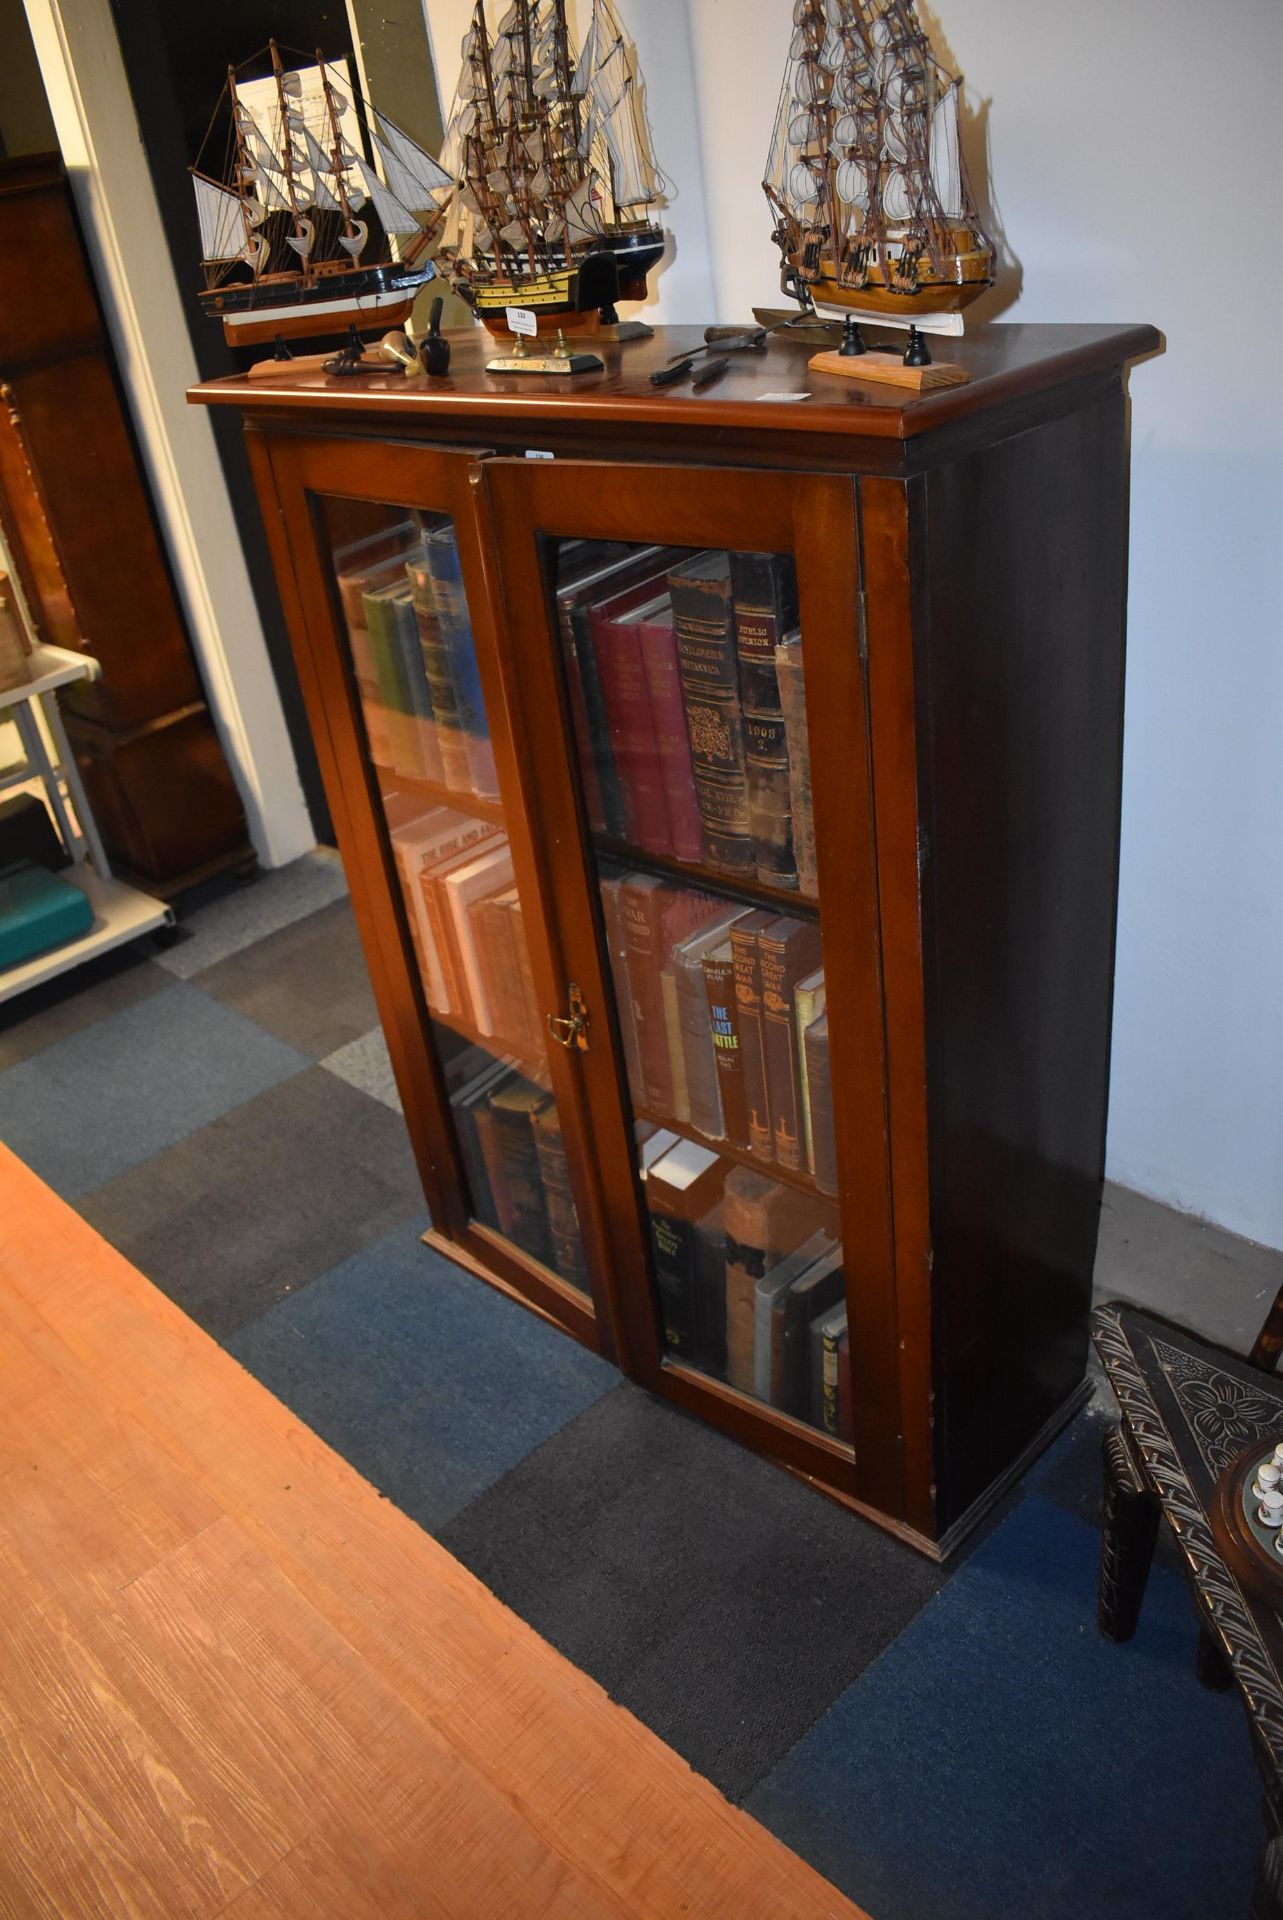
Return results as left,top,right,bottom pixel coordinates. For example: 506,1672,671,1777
808,347,969,392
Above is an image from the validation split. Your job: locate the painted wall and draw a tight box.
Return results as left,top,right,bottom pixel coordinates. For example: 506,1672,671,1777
422,0,1283,1248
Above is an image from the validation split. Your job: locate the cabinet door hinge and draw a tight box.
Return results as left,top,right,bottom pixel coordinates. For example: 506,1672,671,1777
547,981,590,1051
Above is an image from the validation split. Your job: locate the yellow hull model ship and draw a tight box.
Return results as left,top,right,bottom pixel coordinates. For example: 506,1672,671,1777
764,0,995,337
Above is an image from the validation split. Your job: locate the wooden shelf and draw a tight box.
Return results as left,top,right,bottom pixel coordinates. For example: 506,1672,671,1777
373,762,506,828
631,1100,839,1207
427,999,550,1091
592,835,820,921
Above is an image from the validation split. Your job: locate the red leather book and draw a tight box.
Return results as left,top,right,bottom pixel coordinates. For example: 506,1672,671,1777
635,596,704,864
590,590,674,857
621,875,727,1115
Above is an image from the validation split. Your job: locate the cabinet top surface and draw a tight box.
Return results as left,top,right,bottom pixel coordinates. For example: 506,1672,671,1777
188,321,1159,445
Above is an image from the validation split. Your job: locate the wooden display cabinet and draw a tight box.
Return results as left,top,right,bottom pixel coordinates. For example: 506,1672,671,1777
192,321,1159,1557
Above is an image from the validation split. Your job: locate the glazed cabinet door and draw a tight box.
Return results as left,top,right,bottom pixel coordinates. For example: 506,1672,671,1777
247,429,625,1359
483,457,905,1521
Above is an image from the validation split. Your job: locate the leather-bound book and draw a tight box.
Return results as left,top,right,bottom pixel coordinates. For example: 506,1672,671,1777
635,596,704,863
660,964,690,1126
769,1246,844,1416
406,553,471,794
450,1055,516,1234
386,580,443,784
751,1228,836,1405
731,910,779,1162
621,876,727,1115
529,1098,589,1292
334,523,416,627
668,552,754,875
475,1077,555,1268
362,580,420,780
702,935,749,1149
809,1301,848,1434
599,873,644,1095
493,887,543,1060
670,908,744,1139
422,522,499,801
645,1136,726,1364
591,590,674,857
835,1325,854,1444
389,808,501,1014
471,889,523,1052
723,1169,822,1395
759,917,824,1173
775,632,817,899
729,550,800,888
793,965,826,1175
420,835,509,1023
804,1010,838,1197
443,842,516,1036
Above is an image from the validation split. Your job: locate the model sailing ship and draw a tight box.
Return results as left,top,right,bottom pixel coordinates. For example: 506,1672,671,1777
432,0,666,327
765,0,995,330
190,43,445,347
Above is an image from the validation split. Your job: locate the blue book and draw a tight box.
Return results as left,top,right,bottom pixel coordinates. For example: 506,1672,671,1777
423,523,499,801
0,862,93,969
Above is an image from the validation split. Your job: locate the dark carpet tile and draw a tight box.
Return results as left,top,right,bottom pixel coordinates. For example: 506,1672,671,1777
0,985,308,1199
747,1493,1259,1920
439,1382,944,1802
0,941,169,1071
195,898,377,1058
1031,1401,1184,1572
228,1220,618,1532
80,1069,425,1340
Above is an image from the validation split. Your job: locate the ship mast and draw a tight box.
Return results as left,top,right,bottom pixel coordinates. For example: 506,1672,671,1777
223,65,267,275
316,49,365,260
269,39,313,275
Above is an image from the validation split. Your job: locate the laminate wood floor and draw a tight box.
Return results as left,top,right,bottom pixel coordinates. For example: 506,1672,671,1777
0,1142,867,1920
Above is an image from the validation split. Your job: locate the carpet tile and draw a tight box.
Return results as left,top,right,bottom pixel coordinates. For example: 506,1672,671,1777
197,899,378,1058
746,1493,1260,1920
0,984,308,1199
439,1383,945,1802
155,850,348,979
0,942,169,1071
80,1069,424,1340
227,1219,618,1532
321,1026,402,1112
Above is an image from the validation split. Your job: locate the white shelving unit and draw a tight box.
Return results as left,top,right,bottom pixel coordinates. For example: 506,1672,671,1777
0,644,172,1003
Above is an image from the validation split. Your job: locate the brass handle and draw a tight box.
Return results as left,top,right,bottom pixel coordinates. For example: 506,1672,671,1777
547,982,590,1052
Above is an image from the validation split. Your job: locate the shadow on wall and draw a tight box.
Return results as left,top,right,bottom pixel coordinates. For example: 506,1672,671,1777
917,0,1022,324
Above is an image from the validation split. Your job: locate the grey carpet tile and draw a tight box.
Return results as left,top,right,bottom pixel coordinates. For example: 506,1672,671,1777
439,1382,944,1803
156,850,348,980
0,943,169,1071
321,1026,402,1112
79,1068,426,1341
0,984,309,1200
196,899,377,1059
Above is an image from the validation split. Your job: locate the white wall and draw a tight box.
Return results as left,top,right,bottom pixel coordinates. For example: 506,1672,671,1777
671,0,1283,1247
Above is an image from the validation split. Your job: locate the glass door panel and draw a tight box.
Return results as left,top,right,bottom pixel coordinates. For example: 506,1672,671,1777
317,495,589,1296
551,533,851,1438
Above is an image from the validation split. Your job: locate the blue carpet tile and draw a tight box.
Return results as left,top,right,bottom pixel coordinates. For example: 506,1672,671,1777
747,1493,1260,1920
227,1218,618,1532
0,983,309,1199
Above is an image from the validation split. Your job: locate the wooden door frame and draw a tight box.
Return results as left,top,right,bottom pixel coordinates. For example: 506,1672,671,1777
482,455,908,1522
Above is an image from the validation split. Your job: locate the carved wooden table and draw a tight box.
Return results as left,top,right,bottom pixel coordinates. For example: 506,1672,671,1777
1093,1302,1283,1919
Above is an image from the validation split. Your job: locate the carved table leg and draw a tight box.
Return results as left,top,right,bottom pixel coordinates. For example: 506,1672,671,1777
1098,1425,1160,1642
1196,1619,1234,1692
1250,1836,1283,1920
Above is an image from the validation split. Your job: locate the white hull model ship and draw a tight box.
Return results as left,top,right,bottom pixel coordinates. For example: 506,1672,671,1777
765,0,994,332
432,0,666,330
191,42,445,347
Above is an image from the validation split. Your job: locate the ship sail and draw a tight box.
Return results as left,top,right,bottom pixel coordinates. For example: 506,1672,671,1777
192,176,247,260
371,120,452,213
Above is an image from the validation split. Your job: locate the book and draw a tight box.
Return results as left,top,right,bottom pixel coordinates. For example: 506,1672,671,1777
556,545,669,837
443,842,516,1035
388,806,501,1012
702,936,748,1150
751,1227,837,1404
805,1010,838,1197
333,521,418,627
591,591,674,856
794,965,827,1174
669,908,744,1139
834,1324,854,1444
449,1053,515,1233
598,873,643,1095
474,1076,555,1267
635,596,704,863
419,835,509,1021
668,552,754,875
809,1302,848,1435
471,889,523,1052
723,1168,825,1395
497,888,544,1062
730,910,779,1162
775,633,817,898
530,1098,590,1292
660,964,690,1125
645,1136,726,1364
406,552,471,793
386,578,445,784
620,875,726,1114
730,551,800,888
769,1245,844,1416
759,917,824,1174
362,580,422,779
422,521,499,800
